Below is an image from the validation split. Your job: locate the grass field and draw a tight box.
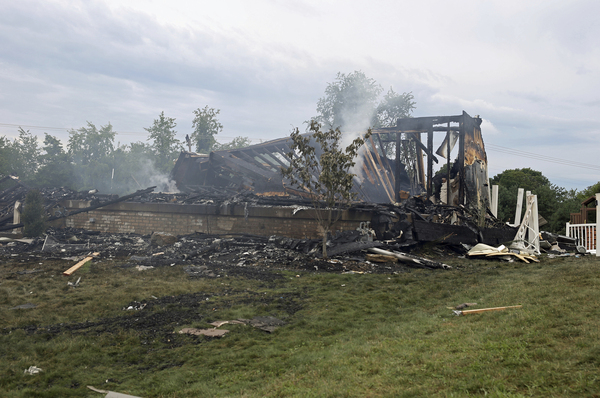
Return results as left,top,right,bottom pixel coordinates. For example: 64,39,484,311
1,254,599,397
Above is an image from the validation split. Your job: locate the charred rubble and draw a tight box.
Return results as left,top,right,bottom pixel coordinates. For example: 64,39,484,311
0,184,520,273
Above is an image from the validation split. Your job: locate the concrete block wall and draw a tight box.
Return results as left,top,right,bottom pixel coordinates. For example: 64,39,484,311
63,201,372,239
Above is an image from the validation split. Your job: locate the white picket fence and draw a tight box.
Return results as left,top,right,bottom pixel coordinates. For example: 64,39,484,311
566,222,596,254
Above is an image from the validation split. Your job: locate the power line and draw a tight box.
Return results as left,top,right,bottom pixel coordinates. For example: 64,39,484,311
4,121,594,170
486,143,600,172
0,122,265,142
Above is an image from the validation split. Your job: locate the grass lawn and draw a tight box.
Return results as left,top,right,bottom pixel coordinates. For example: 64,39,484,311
1,254,599,397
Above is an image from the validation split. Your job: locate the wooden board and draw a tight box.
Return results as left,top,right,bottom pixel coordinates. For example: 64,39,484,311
63,252,99,276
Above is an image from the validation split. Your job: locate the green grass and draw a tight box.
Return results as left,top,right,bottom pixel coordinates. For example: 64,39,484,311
1,255,599,397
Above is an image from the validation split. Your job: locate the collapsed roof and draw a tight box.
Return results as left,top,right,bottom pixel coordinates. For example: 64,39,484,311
173,111,489,208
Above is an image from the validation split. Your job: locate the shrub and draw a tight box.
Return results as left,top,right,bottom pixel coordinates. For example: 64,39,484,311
22,189,47,237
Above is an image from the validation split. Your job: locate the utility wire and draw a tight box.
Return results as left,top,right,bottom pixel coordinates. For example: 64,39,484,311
486,143,600,172
1,121,597,171
0,122,264,142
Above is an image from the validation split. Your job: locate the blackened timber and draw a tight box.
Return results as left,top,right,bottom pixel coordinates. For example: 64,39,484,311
363,146,394,202
368,136,395,199
395,132,401,202
252,149,287,168
446,122,451,203
413,219,478,245
319,241,383,257
414,133,425,187
458,115,466,205
213,152,278,180
427,126,433,199
231,151,279,175
411,134,439,164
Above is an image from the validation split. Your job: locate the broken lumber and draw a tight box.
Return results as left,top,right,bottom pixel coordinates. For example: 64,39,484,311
454,305,522,316
368,247,451,269
63,252,99,276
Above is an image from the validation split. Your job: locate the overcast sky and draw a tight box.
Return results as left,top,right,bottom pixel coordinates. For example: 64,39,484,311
1,0,599,190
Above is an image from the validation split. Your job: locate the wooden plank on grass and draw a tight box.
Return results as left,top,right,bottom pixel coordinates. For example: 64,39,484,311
63,252,99,276
460,305,522,315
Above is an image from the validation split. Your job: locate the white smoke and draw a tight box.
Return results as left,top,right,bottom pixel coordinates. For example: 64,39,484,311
338,98,377,183
129,158,179,193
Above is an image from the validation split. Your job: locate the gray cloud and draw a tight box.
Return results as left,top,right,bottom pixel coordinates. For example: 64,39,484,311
0,0,599,190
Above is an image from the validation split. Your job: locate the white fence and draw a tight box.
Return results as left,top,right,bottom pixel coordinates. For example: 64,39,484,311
566,222,596,254
564,193,600,256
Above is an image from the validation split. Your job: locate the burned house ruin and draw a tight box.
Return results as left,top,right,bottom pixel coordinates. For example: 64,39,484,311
171,111,489,209
0,112,516,256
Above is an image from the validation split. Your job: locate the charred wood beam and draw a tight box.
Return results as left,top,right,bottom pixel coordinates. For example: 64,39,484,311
396,115,463,131
368,136,395,199
395,132,401,202
446,123,451,203
250,149,286,171
363,146,394,202
375,133,394,175
412,134,439,164
458,112,467,205
231,151,279,176
414,133,425,187
427,126,433,199
214,152,279,181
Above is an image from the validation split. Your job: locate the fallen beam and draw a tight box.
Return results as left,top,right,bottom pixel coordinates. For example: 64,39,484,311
63,252,99,276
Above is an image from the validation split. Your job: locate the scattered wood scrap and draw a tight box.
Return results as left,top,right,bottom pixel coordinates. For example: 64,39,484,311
453,305,522,316
178,328,229,337
368,247,451,269
365,253,398,263
63,252,100,276
467,244,538,263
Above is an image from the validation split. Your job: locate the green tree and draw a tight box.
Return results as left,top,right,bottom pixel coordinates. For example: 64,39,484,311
68,122,115,165
213,136,252,151
282,121,371,258
191,106,223,153
67,122,116,191
8,128,41,182
22,189,47,237
491,168,561,230
316,71,383,129
145,112,181,173
375,88,416,128
0,136,14,177
33,133,74,188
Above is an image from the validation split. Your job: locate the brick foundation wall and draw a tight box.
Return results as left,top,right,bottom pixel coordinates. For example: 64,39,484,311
62,201,372,239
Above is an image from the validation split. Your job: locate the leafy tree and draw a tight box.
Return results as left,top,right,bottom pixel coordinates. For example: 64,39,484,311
191,106,223,153
68,122,115,165
33,133,74,188
316,71,383,130
8,128,41,182
67,122,116,191
213,136,252,151
145,112,181,173
491,168,564,231
282,121,371,258
22,189,47,237
375,88,416,128
0,136,13,177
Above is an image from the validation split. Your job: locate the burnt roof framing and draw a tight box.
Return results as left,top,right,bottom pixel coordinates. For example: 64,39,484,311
170,111,488,209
